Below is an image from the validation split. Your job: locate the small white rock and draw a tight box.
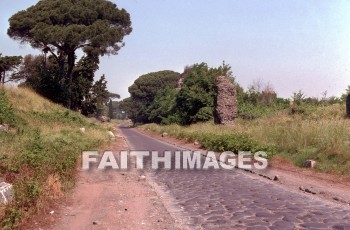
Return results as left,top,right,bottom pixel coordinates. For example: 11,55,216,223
139,175,146,181
108,131,115,138
79,128,85,133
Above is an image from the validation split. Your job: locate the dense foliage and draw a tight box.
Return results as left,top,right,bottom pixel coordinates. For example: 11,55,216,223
120,70,180,123
8,0,132,108
122,62,348,125
175,63,232,125
121,63,234,125
14,54,113,116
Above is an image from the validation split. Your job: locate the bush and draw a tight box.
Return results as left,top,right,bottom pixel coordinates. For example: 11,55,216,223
143,123,274,158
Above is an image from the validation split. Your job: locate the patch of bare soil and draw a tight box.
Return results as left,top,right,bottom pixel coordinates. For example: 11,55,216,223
24,128,181,230
138,127,350,207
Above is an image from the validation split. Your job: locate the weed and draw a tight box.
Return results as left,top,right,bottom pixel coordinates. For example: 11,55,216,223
0,87,111,228
143,103,350,174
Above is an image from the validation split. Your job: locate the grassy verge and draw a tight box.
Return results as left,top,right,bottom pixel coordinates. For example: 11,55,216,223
142,103,350,175
0,87,113,229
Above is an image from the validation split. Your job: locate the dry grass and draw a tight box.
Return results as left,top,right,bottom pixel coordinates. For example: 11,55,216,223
0,87,113,229
143,103,350,174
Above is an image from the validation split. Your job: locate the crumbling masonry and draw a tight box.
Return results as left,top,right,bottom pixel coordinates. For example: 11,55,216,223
214,76,238,125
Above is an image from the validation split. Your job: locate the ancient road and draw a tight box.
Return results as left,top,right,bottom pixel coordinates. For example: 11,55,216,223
119,126,350,230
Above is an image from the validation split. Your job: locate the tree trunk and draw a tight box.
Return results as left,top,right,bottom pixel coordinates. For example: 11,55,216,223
346,93,350,118
1,71,5,85
66,51,76,109
58,58,65,79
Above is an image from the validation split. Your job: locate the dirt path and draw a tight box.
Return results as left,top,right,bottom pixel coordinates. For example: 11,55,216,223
25,126,350,229
27,128,182,230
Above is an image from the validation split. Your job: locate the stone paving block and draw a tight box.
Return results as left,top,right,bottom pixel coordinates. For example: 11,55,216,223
0,182,14,205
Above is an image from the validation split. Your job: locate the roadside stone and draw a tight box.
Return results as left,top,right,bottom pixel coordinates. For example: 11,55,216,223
108,131,115,139
79,127,85,133
0,124,9,132
139,175,146,181
194,141,199,145
98,116,109,122
0,182,14,204
303,160,317,168
161,132,168,137
299,186,316,195
333,197,348,204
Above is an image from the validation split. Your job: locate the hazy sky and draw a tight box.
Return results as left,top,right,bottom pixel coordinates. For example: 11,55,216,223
1,0,349,99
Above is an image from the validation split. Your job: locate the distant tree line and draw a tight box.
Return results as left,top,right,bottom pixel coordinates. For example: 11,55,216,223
120,62,268,125
121,62,349,125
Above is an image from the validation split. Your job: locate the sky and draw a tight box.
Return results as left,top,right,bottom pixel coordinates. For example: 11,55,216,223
0,0,350,99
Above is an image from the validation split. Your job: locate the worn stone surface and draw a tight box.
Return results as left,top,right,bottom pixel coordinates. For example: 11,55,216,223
346,93,350,118
0,182,14,204
214,76,237,125
121,127,350,230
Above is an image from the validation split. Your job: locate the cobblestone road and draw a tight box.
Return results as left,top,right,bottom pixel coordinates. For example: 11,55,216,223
120,127,350,230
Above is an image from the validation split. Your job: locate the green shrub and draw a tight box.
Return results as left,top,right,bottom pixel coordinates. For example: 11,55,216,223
0,89,16,126
0,87,110,229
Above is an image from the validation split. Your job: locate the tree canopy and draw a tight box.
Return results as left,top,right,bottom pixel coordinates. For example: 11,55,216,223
8,0,132,107
121,62,291,125
0,54,22,84
15,54,115,116
120,70,180,123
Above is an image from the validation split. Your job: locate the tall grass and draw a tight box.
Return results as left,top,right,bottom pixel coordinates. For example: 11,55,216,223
0,87,112,229
143,104,350,174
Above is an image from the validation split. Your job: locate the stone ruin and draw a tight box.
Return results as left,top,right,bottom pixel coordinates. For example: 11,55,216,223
176,66,192,90
214,76,238,125
347,93,350,118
